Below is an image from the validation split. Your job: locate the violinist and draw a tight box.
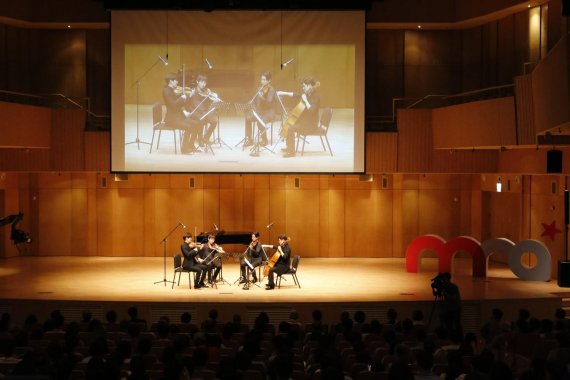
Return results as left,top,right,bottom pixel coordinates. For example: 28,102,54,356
239,231,264,285
197,234,223,286
180,232,208,289
262,234,291,290
276,76,320,158
162,72,201,154
244,71,275,149
186,74,219,148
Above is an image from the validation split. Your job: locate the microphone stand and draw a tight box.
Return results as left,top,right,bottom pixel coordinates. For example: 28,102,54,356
126,58,163,150
154,222,183,286
259,222,274,281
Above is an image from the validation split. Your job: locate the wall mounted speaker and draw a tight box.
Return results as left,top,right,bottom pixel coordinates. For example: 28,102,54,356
547,150,563,173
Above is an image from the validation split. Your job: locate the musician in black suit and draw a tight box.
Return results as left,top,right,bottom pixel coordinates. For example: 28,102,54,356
162,72,201,154
239,231,264,284
244,71,275,149
180,232,208,288
197,234,223,286
262,234,291,290
277,76,320,158
186,74,218,148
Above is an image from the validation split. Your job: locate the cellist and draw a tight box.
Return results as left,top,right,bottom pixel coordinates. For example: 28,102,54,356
276,76,320,158
262,234,291,290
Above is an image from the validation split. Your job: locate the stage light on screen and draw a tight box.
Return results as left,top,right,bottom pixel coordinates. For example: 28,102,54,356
111,10,365,173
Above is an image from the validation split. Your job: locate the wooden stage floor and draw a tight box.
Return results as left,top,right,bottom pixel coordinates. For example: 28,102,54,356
0,257,567,332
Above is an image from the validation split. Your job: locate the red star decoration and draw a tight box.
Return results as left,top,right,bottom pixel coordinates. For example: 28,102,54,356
541,220,562,241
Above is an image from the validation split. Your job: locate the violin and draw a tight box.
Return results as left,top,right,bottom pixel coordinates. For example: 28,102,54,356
197,87,222,102
174,86,194,95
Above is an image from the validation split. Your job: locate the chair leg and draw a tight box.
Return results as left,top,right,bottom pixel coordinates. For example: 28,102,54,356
173,131,178,154
293,274,300,288
172,272,177,289
301,136,307,156
277,275,281,288
157,130,162,149
324,136,333,156
319,136,326,152
149,131,156,153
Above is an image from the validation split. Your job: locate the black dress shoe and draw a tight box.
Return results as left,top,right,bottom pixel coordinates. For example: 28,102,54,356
265,284,274,290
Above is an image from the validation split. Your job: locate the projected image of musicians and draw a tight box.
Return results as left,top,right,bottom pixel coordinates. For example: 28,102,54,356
244,71,275,150
277,76,320,158
187,74,219,149
162,73,201,154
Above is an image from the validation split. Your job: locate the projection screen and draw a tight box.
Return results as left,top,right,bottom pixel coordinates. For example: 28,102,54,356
111,10,365,173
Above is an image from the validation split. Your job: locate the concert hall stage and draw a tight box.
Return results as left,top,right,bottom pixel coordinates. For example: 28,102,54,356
0,257,565,332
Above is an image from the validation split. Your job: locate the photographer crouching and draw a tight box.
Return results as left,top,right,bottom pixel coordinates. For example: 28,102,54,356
431,272,463,338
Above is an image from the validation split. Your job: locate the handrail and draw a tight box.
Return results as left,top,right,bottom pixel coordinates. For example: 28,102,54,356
366,84,516,131
0,89,109,119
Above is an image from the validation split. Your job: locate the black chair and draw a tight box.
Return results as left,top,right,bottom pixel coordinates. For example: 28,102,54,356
149,103,181,154
172,253,194,289
277,255,301,289
295,107,333,156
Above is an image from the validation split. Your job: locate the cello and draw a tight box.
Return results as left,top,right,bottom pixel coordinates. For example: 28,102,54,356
278,82,320,139
263,250,281,277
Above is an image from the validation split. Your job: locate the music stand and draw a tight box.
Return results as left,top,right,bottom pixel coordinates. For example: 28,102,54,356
207,102,232,150
266,93,289,154
127,58,164,150
234,103,255,149
242,258,261,290
249,110,274,157
154,222,184,286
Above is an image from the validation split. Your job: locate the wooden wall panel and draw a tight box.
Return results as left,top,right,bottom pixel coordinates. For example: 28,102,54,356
70,187,88,256
432,97,516,149
328,188,346,257
317,187,330,257
498,148,550,174
514,75,536,145
365,132,398,173
0,102,51,148
397,109,432,172
38,187,72,255
532,34,570,134
8,170,567,269
84,131,110,172
112,189,145,256
431,149,499,173
286,189,321,258
50,109,85,171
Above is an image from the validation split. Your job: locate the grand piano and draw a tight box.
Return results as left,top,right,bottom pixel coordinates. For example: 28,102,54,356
196,230,251,246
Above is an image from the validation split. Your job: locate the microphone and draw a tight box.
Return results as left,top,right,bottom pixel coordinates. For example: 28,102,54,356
213,223,219,231
179,220,186,228
281,58,294,68
158,55,169,66
205,58,213,69
266,222,274,229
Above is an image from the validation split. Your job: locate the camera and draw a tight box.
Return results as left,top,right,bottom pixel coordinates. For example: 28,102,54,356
431,273,447,297
12,228,32,244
